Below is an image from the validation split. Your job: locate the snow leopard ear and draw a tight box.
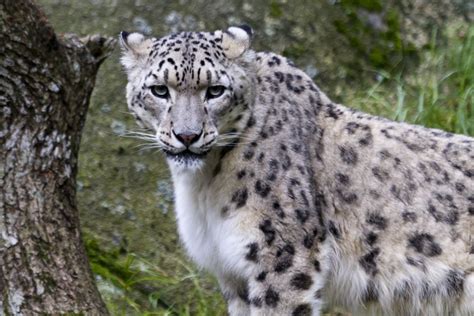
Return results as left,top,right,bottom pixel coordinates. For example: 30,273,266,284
221,25,253,59
119,31,152,71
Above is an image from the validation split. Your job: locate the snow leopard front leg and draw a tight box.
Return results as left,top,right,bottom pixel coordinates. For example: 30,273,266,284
217,274,251,316
246,261,326,316
236,227,327,316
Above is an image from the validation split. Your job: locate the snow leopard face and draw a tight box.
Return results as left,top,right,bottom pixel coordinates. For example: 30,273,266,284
120,26,255,170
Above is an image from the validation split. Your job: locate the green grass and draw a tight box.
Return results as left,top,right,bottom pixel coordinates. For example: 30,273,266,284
86,235,226,315
347,23,473,136
86,23,473,316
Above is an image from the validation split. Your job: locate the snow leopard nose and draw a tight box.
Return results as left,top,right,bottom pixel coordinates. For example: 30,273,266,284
173,130,202,147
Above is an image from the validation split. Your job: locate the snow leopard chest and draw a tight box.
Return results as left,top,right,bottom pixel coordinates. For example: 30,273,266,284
171,172,252,277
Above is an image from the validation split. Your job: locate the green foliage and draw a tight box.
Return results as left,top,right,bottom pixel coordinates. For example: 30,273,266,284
341,0,383,12
269,0,283,18
334,2,417,70
282,42,308,61
347,24,473,136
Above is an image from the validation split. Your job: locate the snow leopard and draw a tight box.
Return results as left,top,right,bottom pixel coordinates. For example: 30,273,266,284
119,25,474,315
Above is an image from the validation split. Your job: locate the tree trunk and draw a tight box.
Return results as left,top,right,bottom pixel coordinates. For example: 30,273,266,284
0,0,114,314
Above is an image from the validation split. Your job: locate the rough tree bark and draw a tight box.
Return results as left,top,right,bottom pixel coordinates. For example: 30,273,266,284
0,0,114,314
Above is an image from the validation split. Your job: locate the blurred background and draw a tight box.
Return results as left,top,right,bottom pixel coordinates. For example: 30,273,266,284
37,0,473,315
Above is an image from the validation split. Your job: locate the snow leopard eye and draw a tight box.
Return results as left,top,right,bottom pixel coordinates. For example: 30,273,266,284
150,85,169,99
206,85,225,99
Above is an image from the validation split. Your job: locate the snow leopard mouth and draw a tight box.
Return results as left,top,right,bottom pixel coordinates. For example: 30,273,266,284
164,149,209,163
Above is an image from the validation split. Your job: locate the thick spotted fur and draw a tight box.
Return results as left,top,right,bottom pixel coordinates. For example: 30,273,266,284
120,26,474,316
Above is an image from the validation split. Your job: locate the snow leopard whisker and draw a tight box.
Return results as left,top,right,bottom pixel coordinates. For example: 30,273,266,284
214,141,253,147
122,130,157,139
136,145,165,153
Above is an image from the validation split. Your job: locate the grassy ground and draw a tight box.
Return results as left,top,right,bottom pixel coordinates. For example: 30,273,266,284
86,23,473,315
